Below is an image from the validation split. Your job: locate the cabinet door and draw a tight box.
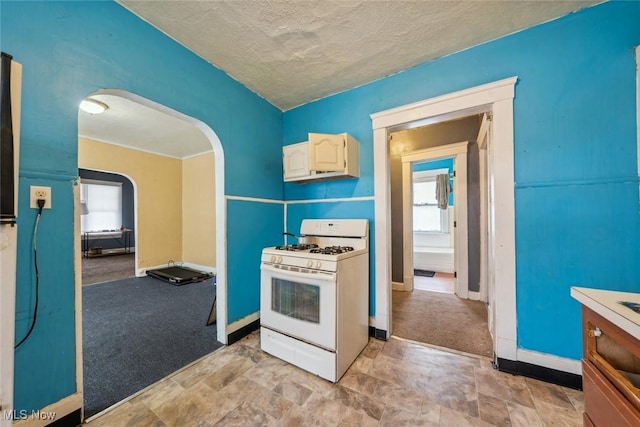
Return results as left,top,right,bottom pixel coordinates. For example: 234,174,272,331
309,133,345,172
283,142,309,180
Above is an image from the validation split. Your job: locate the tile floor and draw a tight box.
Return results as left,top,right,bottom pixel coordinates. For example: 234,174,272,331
85,331,583,426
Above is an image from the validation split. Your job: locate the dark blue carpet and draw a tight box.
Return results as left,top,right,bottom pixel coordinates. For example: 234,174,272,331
82,276,219,417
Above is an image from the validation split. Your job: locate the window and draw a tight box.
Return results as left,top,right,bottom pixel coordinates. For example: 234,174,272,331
80,179,122,232
413,169,449,233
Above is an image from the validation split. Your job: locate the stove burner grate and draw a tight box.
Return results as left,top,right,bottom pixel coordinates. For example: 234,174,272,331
310,246,355,255
275,243,319,251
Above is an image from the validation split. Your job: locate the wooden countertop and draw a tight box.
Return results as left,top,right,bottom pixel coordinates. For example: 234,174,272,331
571,287,640,341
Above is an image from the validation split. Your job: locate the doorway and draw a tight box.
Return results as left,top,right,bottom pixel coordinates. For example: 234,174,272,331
76,90,226,419
79,169,136,286
410,158,456,295
371,77,518,361
389,117,494,357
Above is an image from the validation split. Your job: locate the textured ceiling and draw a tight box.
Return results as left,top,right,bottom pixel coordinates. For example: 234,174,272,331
117,0,600,111
78,94,212,159
81,1,600,158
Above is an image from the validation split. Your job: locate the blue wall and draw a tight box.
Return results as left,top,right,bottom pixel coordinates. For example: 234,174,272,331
3,0,640,416
283,1,640,361
1,0,283,412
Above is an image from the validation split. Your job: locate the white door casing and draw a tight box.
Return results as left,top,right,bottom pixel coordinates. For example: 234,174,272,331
477,113,495,338
371,77,517,359
401,141,469,298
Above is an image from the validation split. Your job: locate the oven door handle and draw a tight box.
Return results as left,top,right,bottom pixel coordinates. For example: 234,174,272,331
261,264,336,282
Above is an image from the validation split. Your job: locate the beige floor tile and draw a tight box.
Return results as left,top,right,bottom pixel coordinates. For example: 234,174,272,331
85,329,585,427
278,404,337,427
301,393,349,424
338,407,380,427
507,401,544,427
273,379,314,405
525,377,575,410
129,378,184,411
170,349,235,389
563,386,584,413
202,357,255,391
347,354,373,374
373,378,425,415
225,340,267,363
285,368,337,396
367,352,410,385
474,366,534,408
326,384,386,421
534,400,582,427
378,407,440,426
477,393,511,427
238,330,261,348
212,401,275,427
439,407,494,426
87,401,166,427
361,337,385,359
417,372,479,418
421,399,443,420
339,371,380,397
241,355,294,390
150,382,220,426
249,386,294,420
379,337,407,360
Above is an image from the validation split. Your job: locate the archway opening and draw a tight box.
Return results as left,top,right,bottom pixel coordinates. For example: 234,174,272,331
76,90,226,419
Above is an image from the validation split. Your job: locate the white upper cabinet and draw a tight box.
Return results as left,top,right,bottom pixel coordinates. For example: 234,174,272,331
309,133,346,172
283,133,359,183
283,141,309,180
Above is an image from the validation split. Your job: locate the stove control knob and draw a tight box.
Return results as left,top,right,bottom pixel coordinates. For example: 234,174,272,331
306,260,313,268
277,256,283,264
316,261,321,269
270,255,276,263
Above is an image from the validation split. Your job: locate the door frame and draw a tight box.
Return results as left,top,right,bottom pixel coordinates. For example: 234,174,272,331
401,142,469,298
371,77,517,360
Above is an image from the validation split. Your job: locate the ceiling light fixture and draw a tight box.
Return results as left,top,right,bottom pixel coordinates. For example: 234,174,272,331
79,98,108,114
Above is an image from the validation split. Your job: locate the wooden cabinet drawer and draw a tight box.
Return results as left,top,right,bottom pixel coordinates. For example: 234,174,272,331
583,360,640,427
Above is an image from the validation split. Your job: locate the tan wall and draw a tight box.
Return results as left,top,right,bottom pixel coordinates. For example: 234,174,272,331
182,152,216,267
78,137,183,270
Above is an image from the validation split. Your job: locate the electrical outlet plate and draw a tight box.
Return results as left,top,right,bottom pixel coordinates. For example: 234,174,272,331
30,185,52,209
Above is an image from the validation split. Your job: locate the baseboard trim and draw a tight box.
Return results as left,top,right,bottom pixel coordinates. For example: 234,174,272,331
227,318,260,345
496,358,583,390
391,281,405,291
13,393,82,427
226,312,259,334
517,348,582,375
369,327,388,340
468,290,483,301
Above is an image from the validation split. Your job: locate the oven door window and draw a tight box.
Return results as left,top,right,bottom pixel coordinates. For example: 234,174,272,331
271,278,320,324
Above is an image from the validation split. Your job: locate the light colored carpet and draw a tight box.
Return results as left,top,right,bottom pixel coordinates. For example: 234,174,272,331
82,253,135,285
392,289,493,357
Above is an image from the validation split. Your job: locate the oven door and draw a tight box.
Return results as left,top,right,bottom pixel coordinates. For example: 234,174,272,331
260,263,336,351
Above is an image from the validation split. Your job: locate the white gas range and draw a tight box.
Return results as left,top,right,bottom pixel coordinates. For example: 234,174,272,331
260,219,369,382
